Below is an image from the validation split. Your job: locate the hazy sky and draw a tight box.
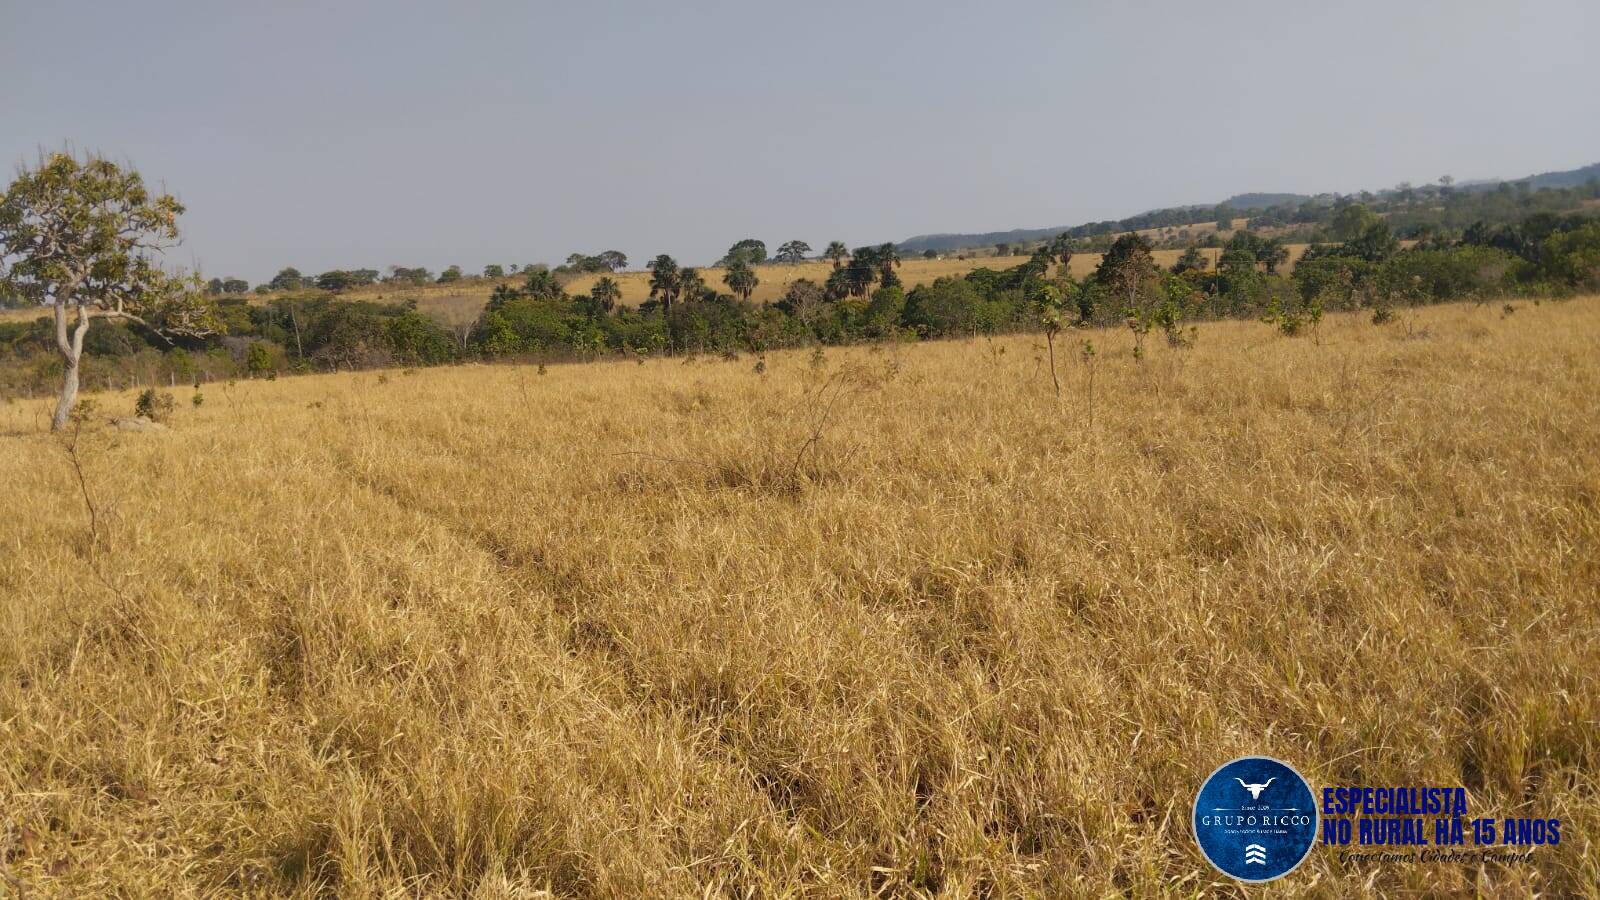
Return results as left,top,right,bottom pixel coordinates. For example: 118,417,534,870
4,1,1596,281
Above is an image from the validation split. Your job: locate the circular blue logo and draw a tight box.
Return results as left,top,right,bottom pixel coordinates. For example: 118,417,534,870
1193,756,1318,882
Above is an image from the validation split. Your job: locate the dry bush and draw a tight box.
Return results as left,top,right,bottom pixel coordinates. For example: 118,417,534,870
0,298,1597,895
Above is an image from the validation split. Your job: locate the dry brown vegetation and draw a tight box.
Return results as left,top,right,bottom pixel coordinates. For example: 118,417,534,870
2,298,1597,896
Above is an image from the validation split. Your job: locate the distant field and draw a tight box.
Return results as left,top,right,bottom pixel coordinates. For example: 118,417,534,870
2,297,1596,894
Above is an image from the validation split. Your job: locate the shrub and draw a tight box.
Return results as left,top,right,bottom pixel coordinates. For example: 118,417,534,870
135,388,176,423
245,341,275,377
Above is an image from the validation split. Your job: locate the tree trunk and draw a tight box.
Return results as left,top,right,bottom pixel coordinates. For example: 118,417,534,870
52,300,93,432
290,303,304,358
52,356,81,431
1046,331,1060,396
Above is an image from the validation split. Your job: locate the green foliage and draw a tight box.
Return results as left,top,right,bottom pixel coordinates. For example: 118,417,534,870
589,277,621,312
522,268,566,301
0,151,218,338
678,268,708,303
1261,295,1307,337
207,277,249,294
1291,254,1372,311
1525,222,1600,288
135,387,176,422
1342,223,1400,262
244,341,274,377
0,151,221,427
863,285,906,337
1329,203,1379,241
316,269,379,291
1224,230,1290,273
1050,233,1075,271
720,239,768,267
437,265,463,283
385,311,458,364
562,251,627,274
775,240,811,264
1171,246,1208,274
1153,277,1201,348
7,191,1600,393
1377,246,1515,301
647,254,681,309
723,261,759,300
1096,235,1160,337
386,266,432,286
843,252,878,299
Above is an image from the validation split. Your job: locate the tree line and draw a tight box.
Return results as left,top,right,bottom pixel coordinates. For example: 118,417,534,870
5,204,1597,403
3,151,1599,427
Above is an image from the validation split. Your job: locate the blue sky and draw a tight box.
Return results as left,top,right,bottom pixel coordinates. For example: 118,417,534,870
4,0,1596,281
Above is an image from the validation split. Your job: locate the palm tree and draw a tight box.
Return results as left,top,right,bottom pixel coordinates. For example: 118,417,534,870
724,261,759,301
678,267,707,303
874,243,901,284
824,241,849,269
647,254,680,310
845,254,877,299
590,276,621,312
1050,233,1075,273
524,267,564,300
1262,239,1290,275
824,266,852,301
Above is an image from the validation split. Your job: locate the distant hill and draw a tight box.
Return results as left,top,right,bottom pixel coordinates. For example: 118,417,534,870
895,226,1087,256
1462,161,1600,193
1220,192,1309,209
897,161,1599,255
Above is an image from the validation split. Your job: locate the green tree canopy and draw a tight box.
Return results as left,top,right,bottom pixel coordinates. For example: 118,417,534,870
721,239,768,267
775,240,811,264
0,151,218,429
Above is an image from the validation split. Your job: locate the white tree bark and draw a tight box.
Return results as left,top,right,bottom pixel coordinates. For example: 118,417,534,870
51,298,93,432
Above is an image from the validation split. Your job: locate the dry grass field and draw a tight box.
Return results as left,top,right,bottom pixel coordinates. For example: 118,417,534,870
2,298,1597,895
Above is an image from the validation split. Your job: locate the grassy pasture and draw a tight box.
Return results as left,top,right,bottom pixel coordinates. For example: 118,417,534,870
1,297,1596,894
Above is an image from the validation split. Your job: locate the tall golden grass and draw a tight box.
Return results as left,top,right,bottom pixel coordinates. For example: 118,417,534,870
1,298,1596,895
